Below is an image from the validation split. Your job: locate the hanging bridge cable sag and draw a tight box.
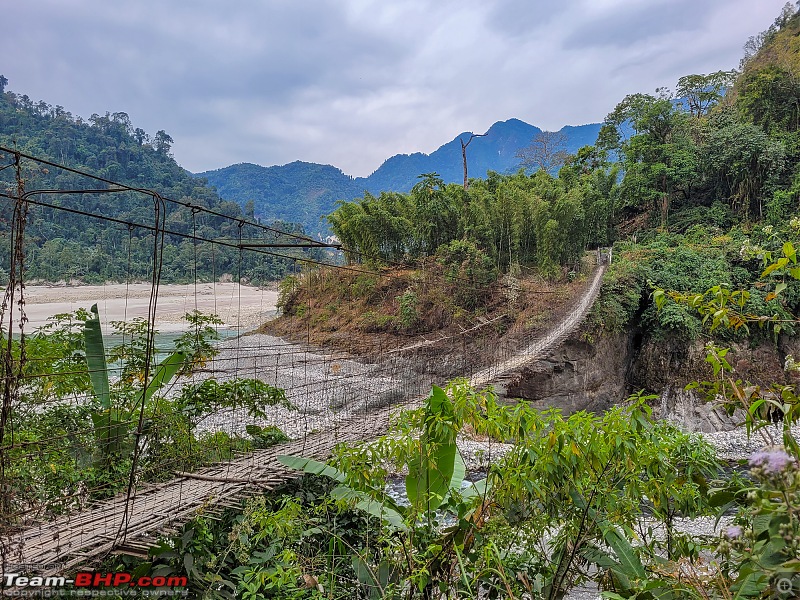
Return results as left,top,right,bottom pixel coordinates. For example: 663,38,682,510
0,146,570,312
112,190,168,550
1,146,610,568
0,151,27,535
0,145,333,249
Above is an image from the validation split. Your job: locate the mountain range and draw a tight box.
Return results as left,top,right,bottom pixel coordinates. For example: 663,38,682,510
197,118,602,234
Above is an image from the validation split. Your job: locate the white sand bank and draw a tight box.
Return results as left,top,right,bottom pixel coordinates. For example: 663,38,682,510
9,283,278,332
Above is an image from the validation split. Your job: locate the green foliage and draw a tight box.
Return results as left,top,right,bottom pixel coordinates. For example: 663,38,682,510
140,378,292,480
107,382,723,597
599,38,800,228
277,275,300,316
270,382,720,600
351,273,379,300
437,239,497,310
403,386,465,514
714,452,800,598
83,304,187,471
329,167,614,277
396,288,419,331
588,223,800,341
0,86,308,285
588,250,647,334
245,425,290,449
19,309,93,403
656,230,800,340
643,225,800,597
175,310,224,373
2,306,291,516
3,403,129,512
84,305,112,408
174,378,292,422
738,65,800,134
676,71,736,117
703,116,786,219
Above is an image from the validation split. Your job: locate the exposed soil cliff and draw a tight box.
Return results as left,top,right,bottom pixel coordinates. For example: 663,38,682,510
504,328,800,432
504,331,632,415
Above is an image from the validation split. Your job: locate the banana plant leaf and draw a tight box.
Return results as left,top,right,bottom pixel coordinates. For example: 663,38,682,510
138,351,187,405
405,386,464,512
331,485,408,531
90,407,133,458
406,441,457,512
278,455,346,482
84,304,110,409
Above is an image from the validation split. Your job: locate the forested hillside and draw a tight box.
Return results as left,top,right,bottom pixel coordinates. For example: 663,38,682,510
199,119,602,234
277,4,800,356
7,4,800,598
0,79,310,284
588,5,800,343
199,161,362,235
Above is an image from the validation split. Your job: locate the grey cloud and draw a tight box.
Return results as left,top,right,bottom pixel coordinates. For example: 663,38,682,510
563,0,726,49
1,0,793,177
486,0,572,37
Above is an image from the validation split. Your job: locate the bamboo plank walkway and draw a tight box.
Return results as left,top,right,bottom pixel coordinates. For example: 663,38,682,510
5,264,606,575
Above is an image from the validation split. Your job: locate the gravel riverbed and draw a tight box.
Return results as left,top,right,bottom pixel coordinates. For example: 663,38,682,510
183,332,794,600
185,332,426,440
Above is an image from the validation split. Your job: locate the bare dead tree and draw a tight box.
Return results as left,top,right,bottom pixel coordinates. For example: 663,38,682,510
516,130,570,173
460,132,487,190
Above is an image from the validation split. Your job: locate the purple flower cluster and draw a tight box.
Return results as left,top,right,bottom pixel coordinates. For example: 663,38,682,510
724,525,743,539
748,448,796,475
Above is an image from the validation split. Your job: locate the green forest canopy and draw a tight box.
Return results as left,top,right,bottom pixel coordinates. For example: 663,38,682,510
3,4,800,289
329,6,800,285
0,82,314,285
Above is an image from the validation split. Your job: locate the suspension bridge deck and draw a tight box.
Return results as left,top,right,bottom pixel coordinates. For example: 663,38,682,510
5,265,606,575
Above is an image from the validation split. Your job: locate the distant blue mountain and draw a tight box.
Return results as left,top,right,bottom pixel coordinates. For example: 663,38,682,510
197,118,602,234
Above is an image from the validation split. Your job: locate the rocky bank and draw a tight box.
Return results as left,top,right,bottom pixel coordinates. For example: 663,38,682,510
503,327,800,433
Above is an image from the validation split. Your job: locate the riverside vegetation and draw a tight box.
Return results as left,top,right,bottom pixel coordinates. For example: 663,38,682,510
3,3,800,598
0,76,315,285
111,6,800,597
0,307,292,521
113,236,800,597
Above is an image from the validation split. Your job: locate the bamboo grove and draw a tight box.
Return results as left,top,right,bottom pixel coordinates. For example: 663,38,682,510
328,168,619,278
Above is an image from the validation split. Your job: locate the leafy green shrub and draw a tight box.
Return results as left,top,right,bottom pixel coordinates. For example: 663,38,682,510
647,301,702,339
437,239,497,310
3,305,293,512
175,378,292,421
351,273,379,300
4,404,126,513
277,383,719,599
175,310,224,372
396,288,419,330
589,252,647,333
276,275,300,316
21,309,92,404
713,449,800,597
245,425,290,449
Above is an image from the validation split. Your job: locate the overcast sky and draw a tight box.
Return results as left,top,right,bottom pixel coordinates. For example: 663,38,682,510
2,1,790,177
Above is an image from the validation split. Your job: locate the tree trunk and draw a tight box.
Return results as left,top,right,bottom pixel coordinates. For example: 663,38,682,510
460,132,487,191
